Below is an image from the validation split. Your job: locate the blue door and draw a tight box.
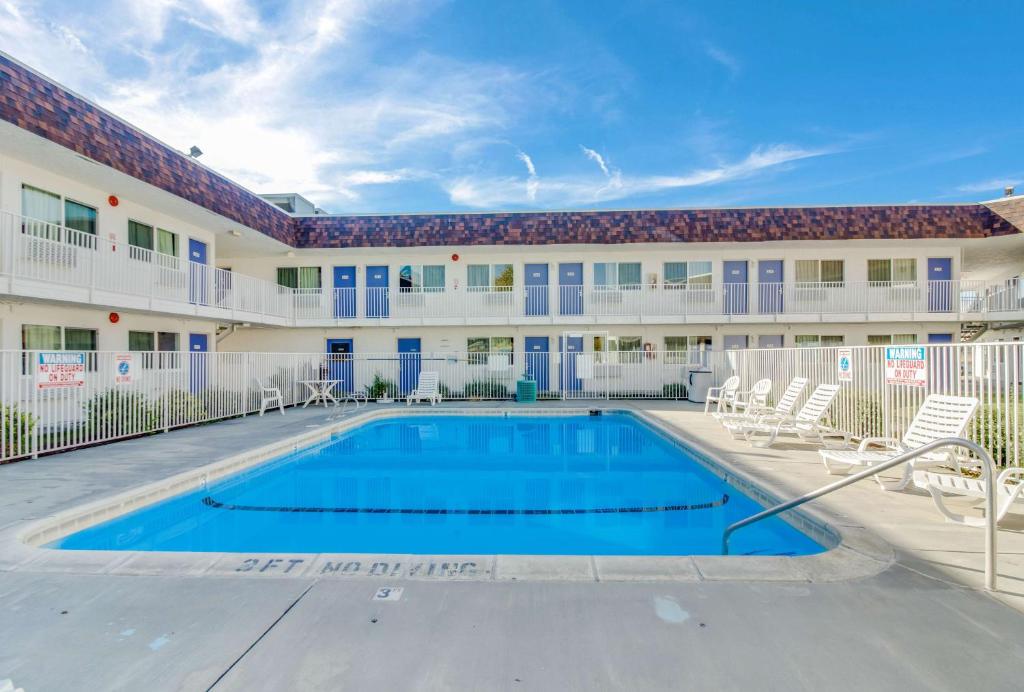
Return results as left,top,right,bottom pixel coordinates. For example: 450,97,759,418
366,266,389,318
559,335,583,392
758,260,783,314
524,336,550,392
928,257,953,312
188,333,208,393
525,263,549,316
724,260,748,314
333,266,356,318
559,263,583,315
928,333,954,344
397,338,421,395
188,238,208,305
326,338,354,393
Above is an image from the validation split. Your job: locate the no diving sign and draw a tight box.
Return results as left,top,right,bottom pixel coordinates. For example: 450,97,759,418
885,346,927,388
836,348,853,382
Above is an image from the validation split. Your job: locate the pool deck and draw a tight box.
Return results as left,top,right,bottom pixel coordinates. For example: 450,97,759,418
2,402,1024,690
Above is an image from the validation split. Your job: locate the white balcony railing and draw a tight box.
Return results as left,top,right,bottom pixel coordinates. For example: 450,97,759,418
1,209,1021,325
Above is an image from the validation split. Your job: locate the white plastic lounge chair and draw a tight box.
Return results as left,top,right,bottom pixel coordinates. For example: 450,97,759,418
719,377,809,437
255,378,284,416
407,371,441,406
740,383,846,449
819,394,978,491
704,375,740,414
915,466,1024,526
712,378,771,420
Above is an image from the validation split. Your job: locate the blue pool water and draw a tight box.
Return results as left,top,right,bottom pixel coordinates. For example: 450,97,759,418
55,414,824,556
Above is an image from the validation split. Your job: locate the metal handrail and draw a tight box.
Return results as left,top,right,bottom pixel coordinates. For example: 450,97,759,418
722,437,998,591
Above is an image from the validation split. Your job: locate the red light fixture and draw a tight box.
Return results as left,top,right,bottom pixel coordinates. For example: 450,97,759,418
108,195,119,207
109,312,120,323
451,253,459,262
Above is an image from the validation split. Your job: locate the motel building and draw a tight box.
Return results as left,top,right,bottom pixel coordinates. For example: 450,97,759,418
3,50,1024,408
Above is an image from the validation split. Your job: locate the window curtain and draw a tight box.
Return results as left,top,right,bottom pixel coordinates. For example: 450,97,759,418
893,259,916,282
64,328,97,351
422,265,444,290
594,263,612,287
688,262,713,285
64,200,97,235
21,185,62,239
867,260,891,283
22,324,61,350
467,265,489,288
664,262,686,285
129,221,154,250
298,267,322,289
157,229,178,257
276,268,298,288
618,263,642,287
821,260,844,283
129,331,155,351
795,260,819,283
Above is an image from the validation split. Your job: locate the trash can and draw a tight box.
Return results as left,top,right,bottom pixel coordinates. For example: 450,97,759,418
687,369,713,404
516,375,537,403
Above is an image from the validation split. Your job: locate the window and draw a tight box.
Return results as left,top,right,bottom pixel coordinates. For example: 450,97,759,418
665,335,713,364
869,334,918,345
21,185,62,239
868,259,917,284
795,335,845,348
400,265,445,292
157,229,178,258
64,200,97,237
594,335,643,363
130,331,180,368
276,267,322,289
468,336,514,365
22,324,97,371
664,261,713,288
467,264,513,291
128,220,154,260
594,262,642,289
795,259,844,284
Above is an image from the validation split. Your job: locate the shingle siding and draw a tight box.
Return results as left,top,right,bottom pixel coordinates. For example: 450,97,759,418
2,52,1020,250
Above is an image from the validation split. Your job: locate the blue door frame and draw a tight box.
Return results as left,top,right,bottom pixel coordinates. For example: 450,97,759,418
525,336,550,392
326,338,354,393
928,257,953,312
525,263,549,316
333,266,356,318
188,333,208,393
724,260,748,314
188,238,208,305
559,335,583,392
758,260,783,314
397,338,421,395
559,263,583,315
366,266,389,318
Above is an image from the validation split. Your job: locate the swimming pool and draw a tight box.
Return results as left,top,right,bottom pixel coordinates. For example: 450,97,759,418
54,413,824,556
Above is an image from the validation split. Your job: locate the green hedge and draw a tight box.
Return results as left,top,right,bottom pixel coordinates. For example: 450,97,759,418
1,404,37,458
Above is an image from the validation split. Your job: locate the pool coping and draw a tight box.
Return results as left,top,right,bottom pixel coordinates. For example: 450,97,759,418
0,406,895,583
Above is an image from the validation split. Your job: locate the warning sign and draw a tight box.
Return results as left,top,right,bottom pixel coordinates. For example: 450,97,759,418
36,352,86,389
885,346,927,388
114,353,134,385
836,348,853,382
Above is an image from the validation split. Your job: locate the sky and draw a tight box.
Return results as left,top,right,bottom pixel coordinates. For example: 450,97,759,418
1,0,1022,214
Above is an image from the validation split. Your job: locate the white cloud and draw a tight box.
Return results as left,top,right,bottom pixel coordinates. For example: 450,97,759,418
447,144,829,209
703,42,740,77
956,175,1022,195
580,145,610,177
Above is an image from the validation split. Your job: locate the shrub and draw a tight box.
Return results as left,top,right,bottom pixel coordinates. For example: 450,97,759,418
154,390,208,428
1,404,37,458
365,373,397,400
846,391,884,439
83,390,156,439
973,404,1024,466
199,388,246,419
662,383,688,399
463,379,511,399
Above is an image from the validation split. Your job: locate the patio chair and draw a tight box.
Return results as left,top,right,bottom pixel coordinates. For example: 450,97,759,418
255,378,284,416
407,371,441,406
719,377,809,438
915,465,1024,526
712,378,772,420
704,375,740,414
740,383,846,449
820,394,979,491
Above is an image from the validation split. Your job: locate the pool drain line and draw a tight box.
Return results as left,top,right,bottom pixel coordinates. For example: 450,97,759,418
201,494,729,514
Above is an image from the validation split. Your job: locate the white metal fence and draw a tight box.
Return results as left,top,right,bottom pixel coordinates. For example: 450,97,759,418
1,343,1021,465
